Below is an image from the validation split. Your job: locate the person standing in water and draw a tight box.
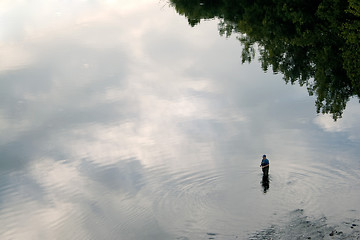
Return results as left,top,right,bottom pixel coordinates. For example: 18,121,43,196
260,155,269,177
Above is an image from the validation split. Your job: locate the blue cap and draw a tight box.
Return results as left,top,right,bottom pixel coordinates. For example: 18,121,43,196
263,155,266,158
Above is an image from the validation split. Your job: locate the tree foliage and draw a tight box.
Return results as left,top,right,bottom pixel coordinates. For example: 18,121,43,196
169,0,360,120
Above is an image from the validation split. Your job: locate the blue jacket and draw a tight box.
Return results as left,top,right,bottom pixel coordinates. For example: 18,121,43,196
261,158,269,167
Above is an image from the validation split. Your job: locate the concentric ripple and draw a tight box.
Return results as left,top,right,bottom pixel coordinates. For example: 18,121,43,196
146,164,226,234
270,162,360,218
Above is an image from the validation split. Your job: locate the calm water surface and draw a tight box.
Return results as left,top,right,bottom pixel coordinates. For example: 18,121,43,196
1,1,359,239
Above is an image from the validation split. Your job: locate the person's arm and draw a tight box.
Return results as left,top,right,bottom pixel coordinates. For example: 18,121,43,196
261,164,269,168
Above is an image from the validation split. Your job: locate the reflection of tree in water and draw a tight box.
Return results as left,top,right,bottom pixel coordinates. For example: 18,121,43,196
169,0,360,120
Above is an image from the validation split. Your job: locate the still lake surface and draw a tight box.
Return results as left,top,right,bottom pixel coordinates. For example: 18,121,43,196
1,1,359,239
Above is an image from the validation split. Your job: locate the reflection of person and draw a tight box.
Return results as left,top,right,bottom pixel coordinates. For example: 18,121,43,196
260,155,269,177
261,175,270,193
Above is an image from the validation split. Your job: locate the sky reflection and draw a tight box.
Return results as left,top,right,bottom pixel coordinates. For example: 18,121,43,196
0,0,359,239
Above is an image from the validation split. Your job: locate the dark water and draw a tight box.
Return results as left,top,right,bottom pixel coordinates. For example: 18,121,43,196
0,1,359,239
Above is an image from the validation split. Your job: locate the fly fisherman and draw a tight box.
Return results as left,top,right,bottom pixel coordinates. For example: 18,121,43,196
260,155,269,177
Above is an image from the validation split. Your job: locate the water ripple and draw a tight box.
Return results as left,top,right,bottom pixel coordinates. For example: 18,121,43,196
271,162,360,216
148,166,226,232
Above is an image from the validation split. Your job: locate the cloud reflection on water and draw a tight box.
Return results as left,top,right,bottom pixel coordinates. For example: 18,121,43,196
0,0,359,239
